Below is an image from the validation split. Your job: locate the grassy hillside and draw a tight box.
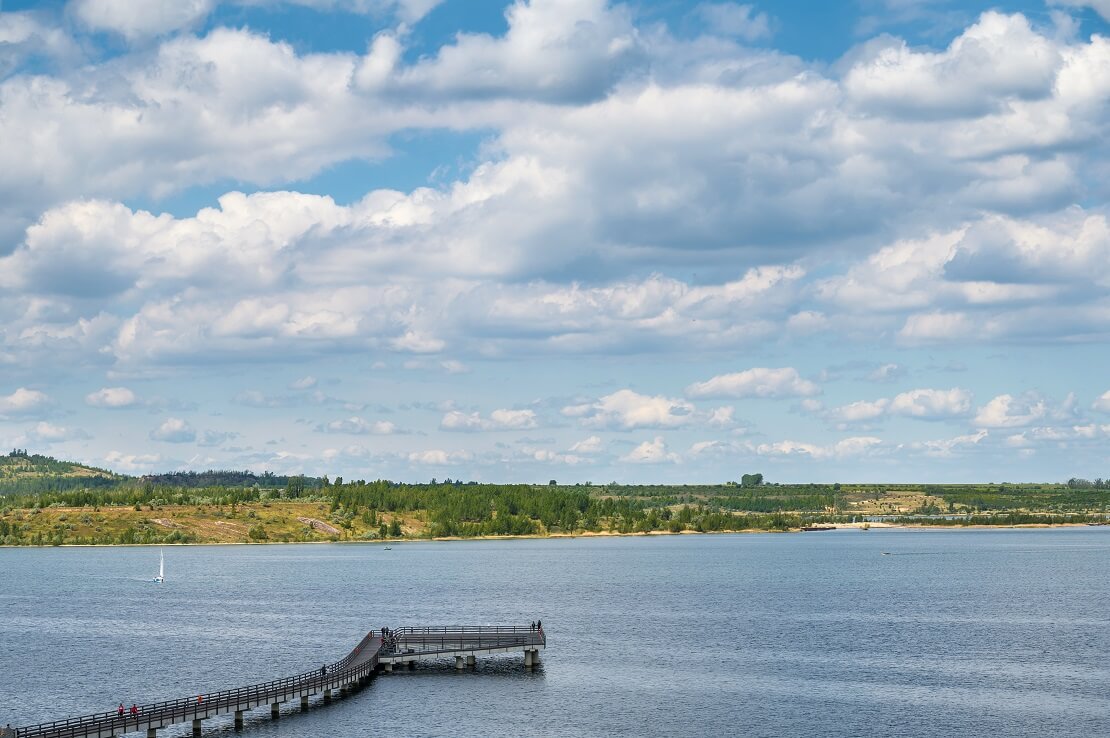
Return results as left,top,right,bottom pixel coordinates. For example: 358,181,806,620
0,453,1106,545
0,451,122,494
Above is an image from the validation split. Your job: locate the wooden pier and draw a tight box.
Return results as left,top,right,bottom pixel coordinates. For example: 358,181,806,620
6,624,545,738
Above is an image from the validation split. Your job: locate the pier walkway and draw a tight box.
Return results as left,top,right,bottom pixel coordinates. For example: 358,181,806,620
7,624,545,738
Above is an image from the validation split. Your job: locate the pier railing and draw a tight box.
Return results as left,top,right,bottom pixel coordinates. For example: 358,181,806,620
14,635,381,738
390,625,545,651
13,624,543,738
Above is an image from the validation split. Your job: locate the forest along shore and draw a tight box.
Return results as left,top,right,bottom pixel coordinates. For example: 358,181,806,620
1,455,1107,546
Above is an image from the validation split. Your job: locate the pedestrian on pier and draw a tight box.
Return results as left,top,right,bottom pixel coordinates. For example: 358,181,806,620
321,664,327,676
537,620,542,631
130,704,138,716
117,704,125,718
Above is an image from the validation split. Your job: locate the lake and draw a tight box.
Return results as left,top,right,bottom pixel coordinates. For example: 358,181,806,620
1,528,1109,737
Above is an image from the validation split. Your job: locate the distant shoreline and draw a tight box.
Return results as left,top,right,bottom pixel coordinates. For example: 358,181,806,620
0,521,1103,548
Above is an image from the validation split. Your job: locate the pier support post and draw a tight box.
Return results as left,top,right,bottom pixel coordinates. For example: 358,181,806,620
408,660,416,670
271,703,280,718
234,711,244,730
192,718,202,736
455,655,465,670
301,695,309,710
524,649,534,667
384,662,393,673
531,649,541,665
324,689,332,702
147,729,157,738
466,655,476,667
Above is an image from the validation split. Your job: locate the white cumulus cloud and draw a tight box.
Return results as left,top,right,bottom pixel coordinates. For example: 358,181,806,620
440,408,538,432
686,368,819,399
150,417,196,443
621,436,680,464
85,387,138,408
564,389,695,430
974,394,1048,428
0,388,51,416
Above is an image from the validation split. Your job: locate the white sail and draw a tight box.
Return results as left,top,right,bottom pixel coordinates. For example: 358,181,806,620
155,548,165,582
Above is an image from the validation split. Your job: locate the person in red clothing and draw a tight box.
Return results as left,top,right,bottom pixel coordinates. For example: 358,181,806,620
117,704,124,718
130,704,138,716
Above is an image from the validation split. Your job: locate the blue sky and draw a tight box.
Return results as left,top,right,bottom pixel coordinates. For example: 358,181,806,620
2,0,1110,484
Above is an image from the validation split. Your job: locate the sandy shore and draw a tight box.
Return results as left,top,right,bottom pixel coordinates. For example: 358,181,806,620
2,521,1103,548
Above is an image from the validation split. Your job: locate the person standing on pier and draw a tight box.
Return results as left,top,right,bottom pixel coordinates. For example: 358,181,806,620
117,704,125,718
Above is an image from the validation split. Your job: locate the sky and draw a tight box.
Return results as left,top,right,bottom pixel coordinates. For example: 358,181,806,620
1,0,1110,484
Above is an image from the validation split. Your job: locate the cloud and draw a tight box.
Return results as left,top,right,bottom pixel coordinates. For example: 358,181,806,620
198,429,238,447
1049,0,1110,22
843,12,1059,119
321,416,397,435
828,388,972,425
440,408,538,432
24,422,90,444
4,12,1110,374
686,368,819,399
973,394,1048,428
904,429,989,457
753,436,883,460
70,0,215,40
1094,390,1110,413
382,0,641,103
569,435,603,453
408,449,473,465
868,363,906,382
85,386,138,408
104,451,162,473
150,417,197,443
693,3,773,42
440,360,469,374
564,389,695,430
0,388,51,417
520,447,589,466
621,436,680,464
706,406,736,428
289,376,318,390
887,388,972,418
69,0,442,42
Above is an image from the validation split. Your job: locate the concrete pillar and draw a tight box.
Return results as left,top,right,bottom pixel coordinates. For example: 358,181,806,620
408,660,416,670
455,655,465,670
466,655,476,667
271,703,280,719
300,695,309,710
384,662,393,673
531,649,541,665
524,649,534,667
323,689,332,702
147,729,157,738
192,718,202,736
234,711,244,730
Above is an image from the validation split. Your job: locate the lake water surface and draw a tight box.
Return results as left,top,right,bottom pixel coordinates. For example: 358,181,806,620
2,528,1109,737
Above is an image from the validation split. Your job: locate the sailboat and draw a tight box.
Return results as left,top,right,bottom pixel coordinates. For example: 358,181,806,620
153,548,165,583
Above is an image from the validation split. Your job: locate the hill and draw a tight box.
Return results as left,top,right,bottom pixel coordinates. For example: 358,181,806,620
0,450,122,494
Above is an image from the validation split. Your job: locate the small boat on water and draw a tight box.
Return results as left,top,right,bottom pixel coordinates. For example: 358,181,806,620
153,548,165,583
384,546,392,550
801,525,836,532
